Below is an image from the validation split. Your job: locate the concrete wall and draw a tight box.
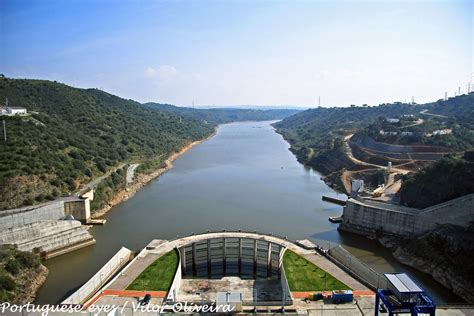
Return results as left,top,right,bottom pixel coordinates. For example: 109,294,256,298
0,201,65,231
64,199,90,222
279,248,293,305
62,247,133,305
340,194,474,237
178,237,282,279
0,220,95,254
166,249,182,302
328,246,388,290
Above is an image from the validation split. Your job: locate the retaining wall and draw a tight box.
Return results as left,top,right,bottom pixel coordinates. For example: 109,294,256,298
0,220,95,254
0,201,65,230
328,246,388,290
340,194,474,237
62,247,133,305
166,249,182,302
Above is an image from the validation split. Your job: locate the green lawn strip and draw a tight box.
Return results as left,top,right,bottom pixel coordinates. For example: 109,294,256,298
126,250,178,291
283,250,351,291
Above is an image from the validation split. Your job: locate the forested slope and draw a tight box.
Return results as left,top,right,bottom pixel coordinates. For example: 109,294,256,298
144,102,300,124
0,78,214,209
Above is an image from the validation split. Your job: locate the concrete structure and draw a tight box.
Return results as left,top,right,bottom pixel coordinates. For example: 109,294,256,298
0,190,96,258
0,200,66,231
178,235,284,279
340,194,474,237
0,220,95,259
351,179,364,197
62,247,133,305
84,231,367,310
6,106,27,115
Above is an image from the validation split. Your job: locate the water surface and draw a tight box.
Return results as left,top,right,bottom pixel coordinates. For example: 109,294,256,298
37,121,461,304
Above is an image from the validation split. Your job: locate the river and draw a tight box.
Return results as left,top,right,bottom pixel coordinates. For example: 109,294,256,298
36,121,462,304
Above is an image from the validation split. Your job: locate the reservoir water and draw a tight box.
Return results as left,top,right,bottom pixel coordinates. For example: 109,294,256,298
37,121,461,304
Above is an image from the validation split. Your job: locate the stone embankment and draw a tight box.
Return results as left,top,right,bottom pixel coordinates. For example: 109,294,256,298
17,264,49,303
392,247,474,303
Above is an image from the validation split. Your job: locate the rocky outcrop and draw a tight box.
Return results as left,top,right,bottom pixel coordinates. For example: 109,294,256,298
378,224,474,304
392,247,474,303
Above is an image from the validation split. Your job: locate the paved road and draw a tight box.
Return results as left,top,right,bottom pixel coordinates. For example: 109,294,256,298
420,109,448,118
126,163,140,186
77,163,128,195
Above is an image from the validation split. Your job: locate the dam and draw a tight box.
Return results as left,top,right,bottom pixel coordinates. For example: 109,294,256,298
37,121,463,304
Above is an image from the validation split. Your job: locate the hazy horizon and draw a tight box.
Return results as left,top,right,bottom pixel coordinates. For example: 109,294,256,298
1,0,472,108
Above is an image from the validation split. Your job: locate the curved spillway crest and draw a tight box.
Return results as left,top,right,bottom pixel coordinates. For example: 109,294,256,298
179,237,284,279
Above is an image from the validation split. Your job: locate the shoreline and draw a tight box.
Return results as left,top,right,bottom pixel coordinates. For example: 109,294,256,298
91,130,217,219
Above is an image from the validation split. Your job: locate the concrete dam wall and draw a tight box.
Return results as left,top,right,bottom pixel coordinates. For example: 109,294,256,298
178,237,284,279
340,194,474,237
0,200,95,258
0,201,66,231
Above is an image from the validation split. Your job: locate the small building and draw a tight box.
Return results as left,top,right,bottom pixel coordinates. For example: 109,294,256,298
432,129,452,136
375,273,435,316
379,130,398,136
6,107,27,115
351,179,365,197
387,118,400,123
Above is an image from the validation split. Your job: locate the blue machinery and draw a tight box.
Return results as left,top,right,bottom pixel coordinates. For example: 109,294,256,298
375,273,436,316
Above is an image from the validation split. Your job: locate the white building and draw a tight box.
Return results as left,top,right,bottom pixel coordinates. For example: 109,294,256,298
6,107,27,115
432,129,452,136
387,118,400,123
379,130,398,136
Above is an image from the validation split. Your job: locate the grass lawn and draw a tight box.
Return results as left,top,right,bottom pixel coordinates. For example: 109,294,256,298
126,250,178,291
283,250,351,291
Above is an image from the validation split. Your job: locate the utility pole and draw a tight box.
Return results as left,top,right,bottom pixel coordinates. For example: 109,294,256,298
318,96,321,107
2,120,6,142
444,91,448,101
411,96,414,104
458,86,461,96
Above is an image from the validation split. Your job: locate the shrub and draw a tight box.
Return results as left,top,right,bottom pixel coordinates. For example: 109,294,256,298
15,251,40,269
0,274,16,291
5,259,20,275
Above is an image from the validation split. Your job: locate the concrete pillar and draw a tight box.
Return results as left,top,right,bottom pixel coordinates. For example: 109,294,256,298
267,242,272,278
207,239,212,278
192,243,197,276
223,238,226,275
253,239,258,278
180,247,186,275
238,238,242,277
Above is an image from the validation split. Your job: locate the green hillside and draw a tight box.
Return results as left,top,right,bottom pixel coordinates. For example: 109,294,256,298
274,94,474,176
0,78,214,210
144,102,300,125
400,154,474,208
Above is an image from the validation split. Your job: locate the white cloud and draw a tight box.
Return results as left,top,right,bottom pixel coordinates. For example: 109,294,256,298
144,65,178,80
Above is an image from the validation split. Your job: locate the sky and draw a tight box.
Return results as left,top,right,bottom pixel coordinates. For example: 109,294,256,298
0,0,472,107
